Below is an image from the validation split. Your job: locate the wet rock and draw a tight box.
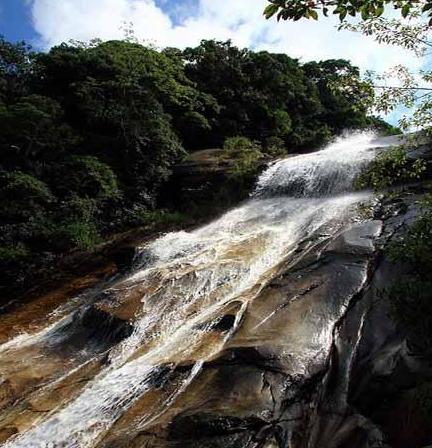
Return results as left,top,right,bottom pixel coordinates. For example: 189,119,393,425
326,220,382,256
196,314,237,332
0,427,18,444
3,137,432,448
113,194,429,448
164,148,270,211
0,379,16,411
169,415,267,440
111,246,136,272
212,314,236,332
47,305,134,352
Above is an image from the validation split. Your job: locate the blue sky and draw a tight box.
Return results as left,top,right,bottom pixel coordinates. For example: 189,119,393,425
0,0,194,46
1,0,35,43
0,0,420,69
1,0,427,125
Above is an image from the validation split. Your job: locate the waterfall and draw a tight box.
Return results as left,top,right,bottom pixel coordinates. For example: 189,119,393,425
0,131,394,448
254,131,385,198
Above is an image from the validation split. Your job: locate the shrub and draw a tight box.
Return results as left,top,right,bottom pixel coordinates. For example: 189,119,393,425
0,171,54,221
264,136,288,158
120,204,189,229
60,221,100,250
223,136,261,154
386,204,432,354
0,244,31,289
357,145,426,192
221,136,263,180
388,209,432,274
387,278,432,354
59,156,120,202
272,109,292,137
0,244,30,267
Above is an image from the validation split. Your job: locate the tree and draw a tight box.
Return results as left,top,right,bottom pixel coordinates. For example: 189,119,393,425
182,40,346,149
303,59,374,130
0,95,78,171
264,0,432,24
265,0,432,133
0,171,54,222
0,35,389,292
0,36,35,104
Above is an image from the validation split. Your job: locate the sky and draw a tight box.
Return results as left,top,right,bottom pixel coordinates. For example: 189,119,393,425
0,0,428,124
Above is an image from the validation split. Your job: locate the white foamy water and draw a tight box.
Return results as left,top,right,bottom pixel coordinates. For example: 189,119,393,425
254,131,386,198
0,131,394,448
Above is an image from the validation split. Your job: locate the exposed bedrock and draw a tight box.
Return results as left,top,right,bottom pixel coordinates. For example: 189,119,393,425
2,134,432,448
120,190,431,448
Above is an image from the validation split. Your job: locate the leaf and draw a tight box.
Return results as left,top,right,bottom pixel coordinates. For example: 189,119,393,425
402,4,410,17
309,9,318,19
339,9,348,20
375,5,384,16
263,4,279,19
361,7,370,19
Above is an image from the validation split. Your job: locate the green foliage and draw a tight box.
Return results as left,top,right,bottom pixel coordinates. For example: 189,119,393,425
223,136,261,153
0,36,35,103
0,244,30,267
303,59,376,132
0,244,31,287
386,201,432,354
272,109,292,136
387,276,432,353
264,136,289,157
182,41,368,150
0,171,54,221
0,95,78,167
60,221,101,251
46,196,101,251
60,156,120,201
0,36,389,290
370,117,402,136
221,136,263,180
388,207,432,275
357,145,427,191
121,206,189,229
354,137,432,356
264,0,432,25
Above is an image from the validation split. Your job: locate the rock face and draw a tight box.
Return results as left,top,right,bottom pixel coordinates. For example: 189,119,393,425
1,189,428,448
122,189,429,448
165,148,270,211
1,133,432,448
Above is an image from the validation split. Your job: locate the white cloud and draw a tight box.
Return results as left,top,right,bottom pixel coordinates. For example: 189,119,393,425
29,0,425,75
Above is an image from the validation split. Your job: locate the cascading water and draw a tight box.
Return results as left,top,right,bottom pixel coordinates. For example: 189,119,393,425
0,132,395,448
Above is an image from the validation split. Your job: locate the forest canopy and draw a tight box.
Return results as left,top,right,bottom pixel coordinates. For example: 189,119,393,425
0,36,396,290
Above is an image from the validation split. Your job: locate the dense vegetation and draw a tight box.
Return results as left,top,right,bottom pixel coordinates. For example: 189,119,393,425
0,36,395,292
357,141,432,356
388,206,432,354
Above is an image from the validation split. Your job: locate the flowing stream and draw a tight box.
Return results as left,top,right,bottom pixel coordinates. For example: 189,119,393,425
0,132,395,448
